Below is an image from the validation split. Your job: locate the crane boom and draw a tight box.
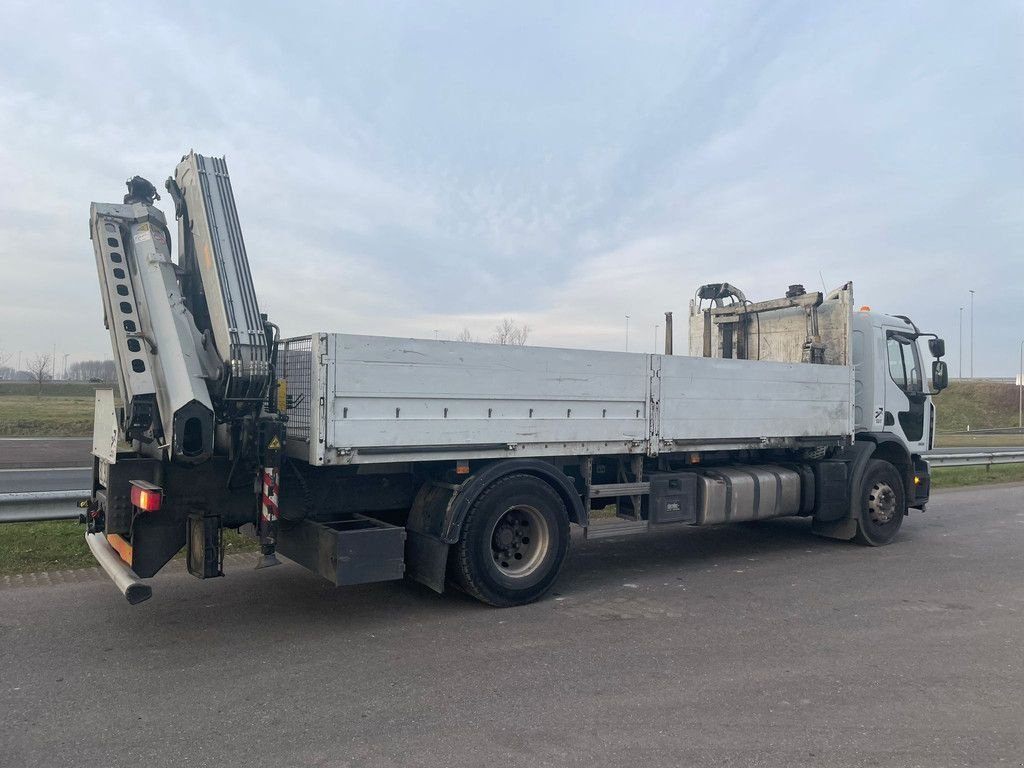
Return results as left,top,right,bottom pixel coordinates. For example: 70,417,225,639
89,154,276,465
167,152,272,411
90,196,219,463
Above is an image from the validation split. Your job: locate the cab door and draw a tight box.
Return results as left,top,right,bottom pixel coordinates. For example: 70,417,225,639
883,330,929,453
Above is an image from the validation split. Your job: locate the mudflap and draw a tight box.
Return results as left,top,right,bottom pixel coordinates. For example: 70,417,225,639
129,511,187,578
186,514,223,578
404,483,453,594
404,530,449,594
810,442,874,542
810,517,858,541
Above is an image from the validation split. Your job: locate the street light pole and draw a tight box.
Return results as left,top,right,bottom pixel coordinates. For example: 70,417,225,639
1019,339,1023,429
969,289,975,378
958,306,963,378
625,315,630,352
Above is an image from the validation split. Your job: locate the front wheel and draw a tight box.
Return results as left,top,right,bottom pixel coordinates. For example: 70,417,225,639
451,474,570,607
853,459,906,546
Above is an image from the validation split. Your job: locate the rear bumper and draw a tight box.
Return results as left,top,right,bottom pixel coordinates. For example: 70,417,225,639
86,532,152,605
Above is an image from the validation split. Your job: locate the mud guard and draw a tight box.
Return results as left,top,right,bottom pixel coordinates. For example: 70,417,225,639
404,459,586,594
810,441,874,541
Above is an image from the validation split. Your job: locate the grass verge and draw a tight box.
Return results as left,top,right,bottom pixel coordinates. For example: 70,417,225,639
0,522,259,576
933,433,1024,448
0,396,97,437
930,464,1024,489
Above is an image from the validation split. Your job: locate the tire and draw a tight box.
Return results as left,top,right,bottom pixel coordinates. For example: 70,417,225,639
853,459,906,546
451,474,570,607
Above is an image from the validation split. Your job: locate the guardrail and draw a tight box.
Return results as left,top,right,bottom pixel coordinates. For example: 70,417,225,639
0,490,87,524
922,451,1024,469
2,450,1024,524
937,427,1024,435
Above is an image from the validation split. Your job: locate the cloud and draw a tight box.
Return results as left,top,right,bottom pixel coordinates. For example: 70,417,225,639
0,0,1020,377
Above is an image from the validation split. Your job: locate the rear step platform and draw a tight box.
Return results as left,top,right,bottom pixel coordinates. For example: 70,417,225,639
276,515,406,586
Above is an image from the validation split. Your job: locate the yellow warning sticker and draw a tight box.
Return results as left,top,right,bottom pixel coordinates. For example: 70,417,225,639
267,436,281,450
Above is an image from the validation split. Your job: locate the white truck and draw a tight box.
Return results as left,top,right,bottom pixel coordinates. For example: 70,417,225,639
85,153,949,606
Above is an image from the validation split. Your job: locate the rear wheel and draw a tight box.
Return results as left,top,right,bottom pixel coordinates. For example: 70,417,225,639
451,474,570,607
853,459,906,546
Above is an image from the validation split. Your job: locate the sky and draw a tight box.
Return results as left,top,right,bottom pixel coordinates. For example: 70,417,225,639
0,0,1020,377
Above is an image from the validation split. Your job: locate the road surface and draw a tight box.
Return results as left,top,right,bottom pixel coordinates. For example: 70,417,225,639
0,438,91,469
1,483,1021,767
0,468,90,493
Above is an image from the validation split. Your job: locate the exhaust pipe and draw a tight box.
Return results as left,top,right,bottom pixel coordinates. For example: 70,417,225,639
86,532,152,605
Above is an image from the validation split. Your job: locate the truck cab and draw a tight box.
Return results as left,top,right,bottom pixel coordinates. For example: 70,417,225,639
851,309,937,455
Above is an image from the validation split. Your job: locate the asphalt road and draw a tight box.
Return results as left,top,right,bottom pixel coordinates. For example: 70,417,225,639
0,438,91,470
0,468,91,493
2,483,1022,768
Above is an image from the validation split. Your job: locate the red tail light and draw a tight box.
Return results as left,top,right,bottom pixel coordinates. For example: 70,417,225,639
130,480,163,512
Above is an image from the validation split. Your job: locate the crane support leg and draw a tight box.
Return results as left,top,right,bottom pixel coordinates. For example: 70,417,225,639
256,466,281,569
255,419,286,569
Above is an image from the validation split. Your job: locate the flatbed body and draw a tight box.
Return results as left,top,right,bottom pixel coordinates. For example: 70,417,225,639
279,333,853,467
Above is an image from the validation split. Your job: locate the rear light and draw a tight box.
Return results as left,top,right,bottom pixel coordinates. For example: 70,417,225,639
130,480,163,512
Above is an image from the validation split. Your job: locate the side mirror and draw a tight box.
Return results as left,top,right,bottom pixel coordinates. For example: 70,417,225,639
928,338,946,358
931,360,949,392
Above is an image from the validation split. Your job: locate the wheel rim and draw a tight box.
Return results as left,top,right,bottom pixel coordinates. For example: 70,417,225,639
867,481,898,525
489,504,550,579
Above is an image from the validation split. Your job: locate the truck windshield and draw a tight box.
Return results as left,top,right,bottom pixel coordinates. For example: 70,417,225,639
886,333,922,393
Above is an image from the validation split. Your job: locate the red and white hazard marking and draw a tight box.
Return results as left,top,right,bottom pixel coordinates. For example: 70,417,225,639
261,468,280,522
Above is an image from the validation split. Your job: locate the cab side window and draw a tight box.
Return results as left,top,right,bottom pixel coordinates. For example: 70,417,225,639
886,334,922,393
887,336,907,389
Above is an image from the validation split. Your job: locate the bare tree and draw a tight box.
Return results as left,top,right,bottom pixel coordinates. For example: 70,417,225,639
27,354,51,397
100,359,116,381
69,359,117,382
490,318,530,346
455,328,477,343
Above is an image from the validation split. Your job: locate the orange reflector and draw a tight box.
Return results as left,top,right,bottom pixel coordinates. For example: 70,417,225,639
859,306,871,312
130,480,163,512
914,476,921,485
108,534,133,565
456,460,470,475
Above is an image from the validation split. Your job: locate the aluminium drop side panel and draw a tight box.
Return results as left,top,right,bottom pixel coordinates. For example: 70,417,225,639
322,334,650,464
658,355,853,447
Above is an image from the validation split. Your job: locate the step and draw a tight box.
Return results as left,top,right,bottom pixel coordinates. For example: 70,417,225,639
589,482,651,499
584,519,650,540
